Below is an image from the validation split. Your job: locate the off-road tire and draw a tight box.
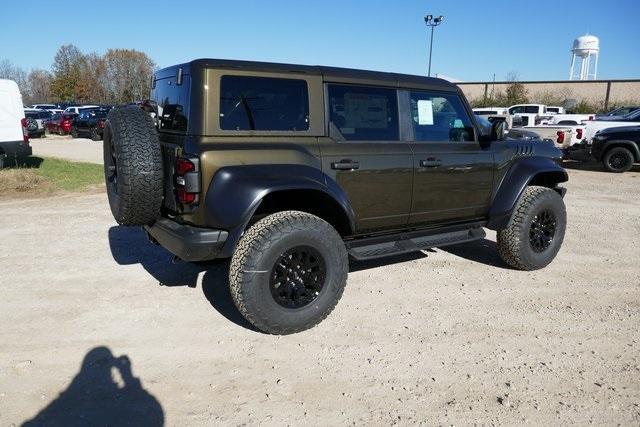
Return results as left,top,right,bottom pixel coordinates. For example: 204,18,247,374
497,186,566,271
103,106,163,226
90,127,101,141
229,211,348,335
603,146,634,173
70,126,78,138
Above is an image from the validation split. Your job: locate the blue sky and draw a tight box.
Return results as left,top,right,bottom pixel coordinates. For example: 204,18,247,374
1,0,638,81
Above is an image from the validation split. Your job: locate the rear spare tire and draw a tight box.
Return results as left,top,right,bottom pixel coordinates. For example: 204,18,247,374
103,106,163,226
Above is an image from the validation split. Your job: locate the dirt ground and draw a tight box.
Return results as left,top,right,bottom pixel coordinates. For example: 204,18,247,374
0,163,638,425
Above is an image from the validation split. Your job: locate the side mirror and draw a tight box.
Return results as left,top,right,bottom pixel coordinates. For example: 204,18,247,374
479,120,505,147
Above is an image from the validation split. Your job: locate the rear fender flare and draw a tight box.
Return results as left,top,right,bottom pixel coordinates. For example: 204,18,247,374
202,164,355,257
487,157,568,230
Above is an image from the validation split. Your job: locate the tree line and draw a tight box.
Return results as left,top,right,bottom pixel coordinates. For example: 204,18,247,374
0,44,155,105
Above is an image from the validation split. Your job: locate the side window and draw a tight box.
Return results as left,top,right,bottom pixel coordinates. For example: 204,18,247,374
524,106,539,114
409,91,475,142
220,76,309,131
328,84,399,141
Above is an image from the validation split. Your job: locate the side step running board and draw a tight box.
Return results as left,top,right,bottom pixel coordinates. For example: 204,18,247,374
347,227,486,261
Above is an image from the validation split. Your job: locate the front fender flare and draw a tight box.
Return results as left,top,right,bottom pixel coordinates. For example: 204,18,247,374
487,156,568,230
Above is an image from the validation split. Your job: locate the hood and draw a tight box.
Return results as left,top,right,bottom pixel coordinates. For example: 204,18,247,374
596,125,640,136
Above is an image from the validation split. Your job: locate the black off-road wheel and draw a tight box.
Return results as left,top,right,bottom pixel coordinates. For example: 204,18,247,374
90,127,102,141
229,211,348,335
497,186,566,271
603,147,634,173
103,106,163,226
70,126,79,138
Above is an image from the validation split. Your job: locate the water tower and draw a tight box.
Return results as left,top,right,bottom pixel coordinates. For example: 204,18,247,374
569,34,600,80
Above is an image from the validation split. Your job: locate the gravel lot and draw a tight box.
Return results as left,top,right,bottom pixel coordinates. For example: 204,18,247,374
0,163,638,425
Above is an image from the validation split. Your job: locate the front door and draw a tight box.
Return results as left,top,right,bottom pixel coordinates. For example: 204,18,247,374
319,84,413,233
405,90,494,225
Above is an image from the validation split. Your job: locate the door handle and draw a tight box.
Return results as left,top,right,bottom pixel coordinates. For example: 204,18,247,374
419,158,442,168
331,160,360,170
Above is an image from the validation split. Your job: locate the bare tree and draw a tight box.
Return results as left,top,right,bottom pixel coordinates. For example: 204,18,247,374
103,49,155,104
0,59,29,98
27,69,52,104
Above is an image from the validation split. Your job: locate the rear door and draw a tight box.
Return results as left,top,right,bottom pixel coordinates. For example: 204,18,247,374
405,90,493,225
318,84,413,233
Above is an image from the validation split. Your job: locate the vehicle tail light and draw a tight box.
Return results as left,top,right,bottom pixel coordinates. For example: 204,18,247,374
20,118,29,144
556,131,565,144
175,157,199,205
588,116,594,120
176,187,196,204
176,158,195,175
576,128,583,139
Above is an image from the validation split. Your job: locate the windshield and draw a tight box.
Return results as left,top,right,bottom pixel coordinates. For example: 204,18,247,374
623,109,640,120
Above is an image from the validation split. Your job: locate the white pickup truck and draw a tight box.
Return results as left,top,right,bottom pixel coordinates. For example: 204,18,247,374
490,113,574,150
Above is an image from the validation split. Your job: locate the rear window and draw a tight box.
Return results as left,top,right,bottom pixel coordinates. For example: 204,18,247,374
220,76,309,131
152,73,190,132
25,112,38,118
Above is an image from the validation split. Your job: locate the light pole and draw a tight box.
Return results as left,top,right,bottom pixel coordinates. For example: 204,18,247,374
424,15,444,77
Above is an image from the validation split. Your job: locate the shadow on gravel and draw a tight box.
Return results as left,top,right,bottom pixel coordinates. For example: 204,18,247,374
108,226,256,331
441,238,514,269
22,346,163,426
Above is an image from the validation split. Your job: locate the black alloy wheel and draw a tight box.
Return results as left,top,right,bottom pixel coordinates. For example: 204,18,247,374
270,246,327,309
607,151,632,171
529,209,556,253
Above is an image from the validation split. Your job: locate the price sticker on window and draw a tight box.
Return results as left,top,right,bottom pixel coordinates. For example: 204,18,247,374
417,100,434,125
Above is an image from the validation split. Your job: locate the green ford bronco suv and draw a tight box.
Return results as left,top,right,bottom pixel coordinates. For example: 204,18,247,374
104,59,568,334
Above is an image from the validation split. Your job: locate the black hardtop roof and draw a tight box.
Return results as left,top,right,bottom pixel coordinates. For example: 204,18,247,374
155,58,457,90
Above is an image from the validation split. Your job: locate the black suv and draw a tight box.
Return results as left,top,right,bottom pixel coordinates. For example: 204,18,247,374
591,125,640,172
103,59,568,334
71,108,111,141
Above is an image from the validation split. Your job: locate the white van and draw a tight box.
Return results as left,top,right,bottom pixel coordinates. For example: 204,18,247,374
0,79,31,168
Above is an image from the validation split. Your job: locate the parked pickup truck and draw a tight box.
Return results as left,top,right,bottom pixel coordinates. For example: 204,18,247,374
549,114,594,125
486,114,574,149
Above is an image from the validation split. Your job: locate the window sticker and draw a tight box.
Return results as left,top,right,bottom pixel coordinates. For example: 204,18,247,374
417,100,434,125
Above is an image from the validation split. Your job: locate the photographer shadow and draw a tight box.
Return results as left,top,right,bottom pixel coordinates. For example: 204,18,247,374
22,347,163,426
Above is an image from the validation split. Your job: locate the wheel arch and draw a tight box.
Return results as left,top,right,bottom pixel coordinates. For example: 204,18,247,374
487,156,568,230
203,164,356,257
602,140,640,161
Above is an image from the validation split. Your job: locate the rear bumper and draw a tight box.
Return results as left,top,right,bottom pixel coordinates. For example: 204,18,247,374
0,140,32,157
144,218,228,262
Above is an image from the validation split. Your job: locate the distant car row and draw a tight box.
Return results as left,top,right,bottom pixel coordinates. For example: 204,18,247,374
22,105,112,140
474,103,640,173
